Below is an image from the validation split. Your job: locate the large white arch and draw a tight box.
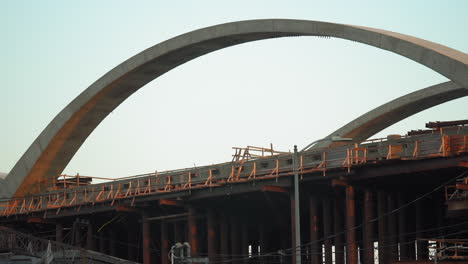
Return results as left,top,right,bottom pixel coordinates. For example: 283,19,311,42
311,81,468,149
3,19,468,198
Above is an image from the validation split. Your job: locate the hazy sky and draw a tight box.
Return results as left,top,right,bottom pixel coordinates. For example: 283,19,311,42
2,1,467,179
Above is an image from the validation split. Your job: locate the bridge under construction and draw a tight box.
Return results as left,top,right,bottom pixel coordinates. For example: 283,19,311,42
1,19,468,264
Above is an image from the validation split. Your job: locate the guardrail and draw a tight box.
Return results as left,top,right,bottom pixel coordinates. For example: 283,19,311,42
1,132,467,217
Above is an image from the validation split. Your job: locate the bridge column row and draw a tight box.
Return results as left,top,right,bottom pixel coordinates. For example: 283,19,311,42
305,188,435,264
49,186,437,264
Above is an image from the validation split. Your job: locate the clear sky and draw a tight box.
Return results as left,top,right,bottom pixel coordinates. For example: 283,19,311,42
2,1,467,179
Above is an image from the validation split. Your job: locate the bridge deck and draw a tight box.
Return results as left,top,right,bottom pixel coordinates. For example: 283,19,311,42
2,126,467,217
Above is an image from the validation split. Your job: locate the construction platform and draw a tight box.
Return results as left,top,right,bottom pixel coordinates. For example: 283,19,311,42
1,122,467,264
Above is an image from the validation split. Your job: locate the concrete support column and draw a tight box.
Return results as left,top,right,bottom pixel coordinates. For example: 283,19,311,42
230,215,240,264
99,233,106,254
416,200,428,260
398,193,409,261
387,194,398,262
334,198,345,264
377,191,390,264
241,221,248,264
109,228,116,257
207,208,217,263
142,212,151,264
220,213,229,264
378,192,388,264
346,185,358,264
174,222,183,243
188,206,199,257
323,199,333,264
363,190,375,264
55,223,63,243
161,221,169,264
74,222,81,247
87,221,95,251
259,223,267,264
128,226,135,261
309,196,321,264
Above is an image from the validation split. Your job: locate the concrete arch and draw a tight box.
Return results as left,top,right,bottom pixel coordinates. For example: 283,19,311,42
4,19,468,198
311,81,468,149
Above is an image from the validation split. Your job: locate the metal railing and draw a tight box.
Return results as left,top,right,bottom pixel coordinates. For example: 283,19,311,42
1,130,467,217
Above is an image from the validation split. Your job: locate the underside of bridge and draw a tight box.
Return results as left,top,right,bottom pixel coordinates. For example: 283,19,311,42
2,150,468,264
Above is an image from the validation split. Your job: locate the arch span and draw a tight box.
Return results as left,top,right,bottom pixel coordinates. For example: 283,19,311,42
4,19,468,198
310,81,468,149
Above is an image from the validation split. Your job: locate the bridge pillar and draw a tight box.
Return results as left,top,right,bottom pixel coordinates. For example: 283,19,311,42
174,221,183,243
55,223,63,243
220,213,229,264
109,227,116,256
73,221,82,247
142,211,151,264
207,208,217,263
161,221,169,264
259,223,267,264
387,194,398,262
334,197,345,264
86,220,95,251
241,220,248,264
323,199,333,264
99,232,106,254
127,223,136,261
363,190,375,264
309,196,321,264
416,200,428,260
398,193,409,261
230,215,240,264
378,191,388,264
188,206,199,256
346,185,357,264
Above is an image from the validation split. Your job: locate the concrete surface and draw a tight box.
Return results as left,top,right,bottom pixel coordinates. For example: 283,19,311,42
3,19,468,198
312,81,468,149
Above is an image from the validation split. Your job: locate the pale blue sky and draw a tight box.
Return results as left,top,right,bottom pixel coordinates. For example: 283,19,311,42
2,1,467,178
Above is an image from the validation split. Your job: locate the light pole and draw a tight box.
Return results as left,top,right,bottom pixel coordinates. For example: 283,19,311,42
292,136,353,264
292,145,301,264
